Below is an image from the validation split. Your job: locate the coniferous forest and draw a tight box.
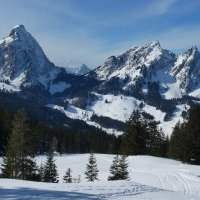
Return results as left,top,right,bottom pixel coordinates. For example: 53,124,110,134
1,106,200,164
1,104,200,185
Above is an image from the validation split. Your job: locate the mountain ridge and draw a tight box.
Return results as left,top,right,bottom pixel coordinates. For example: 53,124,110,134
0,25,200,135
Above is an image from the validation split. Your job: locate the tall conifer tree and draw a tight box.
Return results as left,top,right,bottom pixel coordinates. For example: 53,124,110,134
1,111,37,180
85,153,99,182
43,151,59,183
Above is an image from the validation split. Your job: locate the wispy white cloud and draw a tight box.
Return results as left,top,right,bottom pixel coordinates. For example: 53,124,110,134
127,0,178,21
0,0,199,69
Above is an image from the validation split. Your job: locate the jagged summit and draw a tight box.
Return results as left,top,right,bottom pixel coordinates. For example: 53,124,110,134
0,25,61,90
92,40,200,99
7,25,39,46
9,24,26,37
1,25,32,46
143,40,161,48
1,25,200,135
171,46,200,94
93,40,174,82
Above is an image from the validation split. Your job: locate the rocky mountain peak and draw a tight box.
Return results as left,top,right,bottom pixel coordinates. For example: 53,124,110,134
9,24,27,38
144,41,161,49
94,41,174,83
0,25,60,90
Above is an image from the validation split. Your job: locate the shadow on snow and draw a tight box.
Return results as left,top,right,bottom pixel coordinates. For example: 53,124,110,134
0,187,99,200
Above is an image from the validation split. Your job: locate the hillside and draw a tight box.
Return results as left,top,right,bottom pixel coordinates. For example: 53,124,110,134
0,25,200,135
1,154,200,199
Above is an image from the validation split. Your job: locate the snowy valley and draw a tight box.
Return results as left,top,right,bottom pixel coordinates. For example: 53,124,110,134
1,154,200,199
1,1,200,200
0,25,200,135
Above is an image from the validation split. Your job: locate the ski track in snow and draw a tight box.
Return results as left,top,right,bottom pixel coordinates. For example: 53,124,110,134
1,154,200,199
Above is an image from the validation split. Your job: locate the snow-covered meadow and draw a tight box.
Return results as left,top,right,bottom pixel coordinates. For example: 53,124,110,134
48,93,188,136
1,154,200,199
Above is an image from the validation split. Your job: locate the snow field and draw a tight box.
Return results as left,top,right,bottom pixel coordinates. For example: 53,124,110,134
48,93,187,136
1,154,200,199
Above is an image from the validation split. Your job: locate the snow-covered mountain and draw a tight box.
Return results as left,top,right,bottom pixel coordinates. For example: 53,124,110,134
1,25,200,135
94,41,174,80
65,64,90,75
92,41,200,99
0,25,64,91
172,47,200,96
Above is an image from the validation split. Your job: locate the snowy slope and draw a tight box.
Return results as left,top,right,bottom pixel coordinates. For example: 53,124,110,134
0,179,196,200
47,92,187,135
47,104,124,135
0,25,200,136
171,47,200,95
88,93,187,135
0,25,62,90
93,41,176,95
93,42,200,99
1,154,200,199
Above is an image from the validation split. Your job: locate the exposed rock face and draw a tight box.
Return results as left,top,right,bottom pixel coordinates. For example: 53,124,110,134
1,25,200,135
0,25,60,89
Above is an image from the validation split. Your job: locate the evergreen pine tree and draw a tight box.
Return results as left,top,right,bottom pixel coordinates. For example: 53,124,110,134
118,155,129,180
63,168,72,183
121,111,148,155
1,111,37,180
108,155,121,181
85,153,99,182
38,163,45,182
43,151,59,183
168,107,200,164
1,155,16,178
121,111,167,157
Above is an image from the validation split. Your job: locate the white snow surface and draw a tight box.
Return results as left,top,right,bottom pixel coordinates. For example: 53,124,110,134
1,154,200,199
88,93,187,136
88,93,138,122
0,82,20,92
47,93,188,136
47,104,123,135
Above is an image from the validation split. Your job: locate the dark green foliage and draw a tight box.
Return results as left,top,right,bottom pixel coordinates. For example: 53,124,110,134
108,155,129,180
0,107,118,155
85,153,99,182
108,155,120,180
168,122,188,161
1,111,38,180
0,107,12,155
169,106,200,164
43,151,59,183
38,163,45,182
63,168,72,183
118,155,129,180
120,111,167,156
120,111,147,155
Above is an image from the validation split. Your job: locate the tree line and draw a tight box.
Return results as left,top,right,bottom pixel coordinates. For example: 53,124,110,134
1,105,200,183
168,106,200,164
1,145,129,183
0,108,118,156
0,108,169,157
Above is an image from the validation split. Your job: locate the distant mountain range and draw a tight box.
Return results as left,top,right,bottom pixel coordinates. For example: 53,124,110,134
1,25,200,135
65,64,91,75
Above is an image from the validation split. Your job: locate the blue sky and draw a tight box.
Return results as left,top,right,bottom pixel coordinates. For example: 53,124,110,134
0,0,200,68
